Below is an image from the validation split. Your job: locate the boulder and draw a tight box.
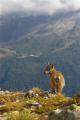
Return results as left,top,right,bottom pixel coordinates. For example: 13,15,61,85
48,107,80,120
25,87,44,98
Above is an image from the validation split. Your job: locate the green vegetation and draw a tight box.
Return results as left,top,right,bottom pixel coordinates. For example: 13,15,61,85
7,111,40,120
0,88,79,120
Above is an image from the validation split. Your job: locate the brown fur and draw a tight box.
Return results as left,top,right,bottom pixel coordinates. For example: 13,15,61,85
44,64,65,95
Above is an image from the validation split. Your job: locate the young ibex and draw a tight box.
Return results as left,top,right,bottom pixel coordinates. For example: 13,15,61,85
44,63,65,95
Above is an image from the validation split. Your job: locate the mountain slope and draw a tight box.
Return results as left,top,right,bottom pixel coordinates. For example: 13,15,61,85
0,12,56,43
0,11,80,96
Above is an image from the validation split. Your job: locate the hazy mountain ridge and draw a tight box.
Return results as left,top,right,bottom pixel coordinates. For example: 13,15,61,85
0,11,80,95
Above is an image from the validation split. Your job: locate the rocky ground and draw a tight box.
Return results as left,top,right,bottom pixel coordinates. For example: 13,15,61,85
0,87,80,120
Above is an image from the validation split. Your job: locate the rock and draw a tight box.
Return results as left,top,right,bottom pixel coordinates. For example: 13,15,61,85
29,102,40,107
31,106,37,112
30,102,41,112
0,90,10,95
72,109,80,119
25,88,57,98
31,87,43,95
5,90,10,94
54,109,62,114
48,93,56,98
70,104,79,110
2,112,7,116
32,102,40,106
0,112,7,120
0,116,7,120
25,87,44,98
25,90,35,98
48,108,80,120
0,91,5,95
16,99,20,102
26,100,42,111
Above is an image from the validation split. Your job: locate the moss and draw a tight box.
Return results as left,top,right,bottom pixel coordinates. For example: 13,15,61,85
7,110,40,120
0,89,80,120
6,101,26,111
30,95,69,114
0,105,10,113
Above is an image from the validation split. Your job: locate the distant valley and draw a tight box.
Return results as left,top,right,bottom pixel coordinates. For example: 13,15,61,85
0,11,80,96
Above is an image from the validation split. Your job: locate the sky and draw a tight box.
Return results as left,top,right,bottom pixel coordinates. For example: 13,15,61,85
0,0,80,16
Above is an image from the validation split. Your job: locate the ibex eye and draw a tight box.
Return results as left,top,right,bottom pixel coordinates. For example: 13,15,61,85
46,67,50,71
